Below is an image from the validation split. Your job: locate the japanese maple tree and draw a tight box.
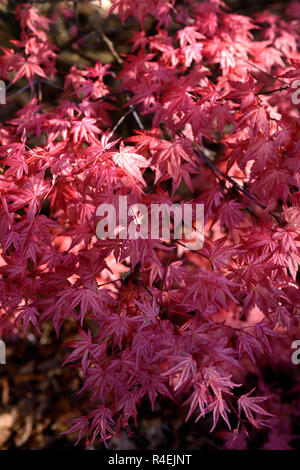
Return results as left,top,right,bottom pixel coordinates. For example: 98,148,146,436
0,0,300,449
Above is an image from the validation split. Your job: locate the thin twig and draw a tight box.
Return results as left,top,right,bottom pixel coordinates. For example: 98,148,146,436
189,141,282,224
7,83,35,98
234,53,288,85
95,26,144,130
109,107,134,137
94,26,123,65
256,85,289,96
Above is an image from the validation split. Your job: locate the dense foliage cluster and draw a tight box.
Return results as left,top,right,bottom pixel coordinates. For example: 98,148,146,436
0,0,300,449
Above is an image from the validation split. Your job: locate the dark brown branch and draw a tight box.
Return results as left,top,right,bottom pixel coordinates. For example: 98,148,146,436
256,86,289,96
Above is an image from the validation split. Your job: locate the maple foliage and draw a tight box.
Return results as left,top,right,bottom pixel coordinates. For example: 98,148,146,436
0,0,300,449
